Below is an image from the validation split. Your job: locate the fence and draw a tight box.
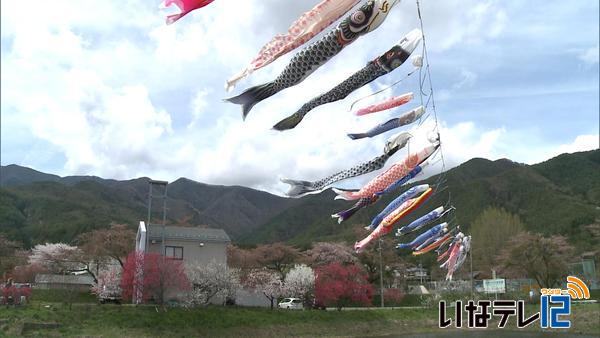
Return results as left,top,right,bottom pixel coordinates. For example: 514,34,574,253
407,278,539,295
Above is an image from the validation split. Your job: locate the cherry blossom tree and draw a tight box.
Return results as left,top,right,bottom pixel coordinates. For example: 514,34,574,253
498,232,574,288
315,263,373,310
383,288,405,306
9,263,48,283
254,243,301,279
227,245,261,271
244,269,283,309
305,242,357,266
283,264,315,304
120,252,190,305
28,243,81,273
28,242,104,283
92,265,122,301
186,261,240,306
76,223,136,268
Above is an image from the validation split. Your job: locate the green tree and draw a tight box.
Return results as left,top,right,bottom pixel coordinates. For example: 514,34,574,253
470,207,525,275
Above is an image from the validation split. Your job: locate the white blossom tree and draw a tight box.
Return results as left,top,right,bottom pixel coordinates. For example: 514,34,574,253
186,261,240,306
28,243,83,274
28,242,101,282
284,264,315,305
244,269,283,310
91,265,122,302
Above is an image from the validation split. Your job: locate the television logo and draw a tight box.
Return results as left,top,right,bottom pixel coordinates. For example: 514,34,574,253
439,276,590,330
540,276,590,329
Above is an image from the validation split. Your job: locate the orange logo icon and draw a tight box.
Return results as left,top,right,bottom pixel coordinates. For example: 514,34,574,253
564,276,590,300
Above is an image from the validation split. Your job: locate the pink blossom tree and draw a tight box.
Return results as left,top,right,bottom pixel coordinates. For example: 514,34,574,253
92,265,122,302
315,263,373,310
1,283,32,305
120,252,190,305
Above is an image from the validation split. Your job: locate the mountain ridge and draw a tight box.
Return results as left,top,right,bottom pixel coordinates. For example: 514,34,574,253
1,150,598,250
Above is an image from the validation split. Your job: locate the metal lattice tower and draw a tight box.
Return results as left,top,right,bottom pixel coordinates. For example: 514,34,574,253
146,180,168,256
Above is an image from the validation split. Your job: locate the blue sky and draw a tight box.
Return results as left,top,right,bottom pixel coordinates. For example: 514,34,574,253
1,0,598,194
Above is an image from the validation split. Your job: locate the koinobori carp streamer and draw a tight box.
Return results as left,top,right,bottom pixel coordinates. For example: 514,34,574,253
348,105,425,140
331,195,380,224
225,0,401,119
396,222,448,250
439,233,471,280
333,142,438,201
163,0,215,25
226,0,360,91
281,132,411,198
366,184,430,230
412,231,453,255
273,28,422,131
396,206,446,236
379,186,433,228
354,92,414,116
331,162,425,224
354,186,433,252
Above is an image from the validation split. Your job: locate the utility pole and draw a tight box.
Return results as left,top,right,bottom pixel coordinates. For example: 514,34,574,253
378,238,384,308
469,251,474,299
147,180,168,255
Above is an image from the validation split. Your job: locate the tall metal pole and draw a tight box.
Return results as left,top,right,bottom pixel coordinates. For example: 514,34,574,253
146,184,153,253
469,251,474,299
378,239,384,308
147,180,168,256
161,184,168,258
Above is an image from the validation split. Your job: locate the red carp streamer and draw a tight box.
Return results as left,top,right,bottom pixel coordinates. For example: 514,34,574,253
164,0,216,25
354,92,414,116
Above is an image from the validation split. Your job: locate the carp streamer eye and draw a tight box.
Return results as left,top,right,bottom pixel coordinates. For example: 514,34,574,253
390,58,402,69
351,11,366,24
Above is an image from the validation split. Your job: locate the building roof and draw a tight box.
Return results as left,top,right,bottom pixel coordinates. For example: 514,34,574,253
35,274,94,285
147,225,231,243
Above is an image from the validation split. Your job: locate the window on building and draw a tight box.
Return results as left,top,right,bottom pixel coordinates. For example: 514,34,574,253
165,246,183,260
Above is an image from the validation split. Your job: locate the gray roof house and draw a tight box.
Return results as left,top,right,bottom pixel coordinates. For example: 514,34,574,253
35,274,94,291
136,221,231,266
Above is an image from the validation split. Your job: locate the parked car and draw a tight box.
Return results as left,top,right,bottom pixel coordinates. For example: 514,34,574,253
278,298,303,310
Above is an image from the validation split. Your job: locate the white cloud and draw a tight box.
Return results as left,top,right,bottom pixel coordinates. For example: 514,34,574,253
579,44,599,65
188,89,210,128
410,0,507,51
555,134,599,155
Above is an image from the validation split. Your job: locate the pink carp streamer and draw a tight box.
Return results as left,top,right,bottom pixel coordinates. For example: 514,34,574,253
333,143,439,201
439,233,471,280
354,92,414,116
163,0,216,25
442,239,462,280
225,0,359,91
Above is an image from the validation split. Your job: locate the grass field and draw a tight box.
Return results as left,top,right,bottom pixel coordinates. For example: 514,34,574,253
0,301,598,337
